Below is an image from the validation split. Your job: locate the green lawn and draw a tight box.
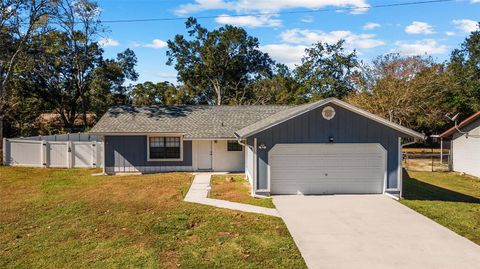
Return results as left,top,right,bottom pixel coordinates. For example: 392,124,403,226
209,175,275,208
0,167,305,268
401,170,480,245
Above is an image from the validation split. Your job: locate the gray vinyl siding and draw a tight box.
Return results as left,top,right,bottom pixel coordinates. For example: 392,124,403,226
104,135,192,174
451,118,480,177
248,104,407,191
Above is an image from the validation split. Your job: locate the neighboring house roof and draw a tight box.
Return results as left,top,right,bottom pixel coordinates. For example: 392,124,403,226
439,111,480,138
235,98,425,139
90,105,291,139
91,98,424,140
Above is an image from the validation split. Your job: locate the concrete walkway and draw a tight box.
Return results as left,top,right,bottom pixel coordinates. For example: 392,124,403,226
274,195,480,269
184,173,280,217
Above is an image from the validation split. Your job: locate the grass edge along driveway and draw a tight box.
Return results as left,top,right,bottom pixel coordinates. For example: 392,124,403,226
0,167,305,269
401,170,480,245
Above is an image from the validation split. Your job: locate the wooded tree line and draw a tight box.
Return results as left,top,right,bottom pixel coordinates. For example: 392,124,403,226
1,0,137,139
1,1,479,140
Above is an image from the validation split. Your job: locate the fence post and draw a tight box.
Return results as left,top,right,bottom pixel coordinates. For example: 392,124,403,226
91,142,97,168
42,140,48,168
67,141,73,168
440,138,443,164
2,138,7,165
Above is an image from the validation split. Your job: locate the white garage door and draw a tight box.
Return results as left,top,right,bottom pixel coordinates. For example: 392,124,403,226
269,144,386,195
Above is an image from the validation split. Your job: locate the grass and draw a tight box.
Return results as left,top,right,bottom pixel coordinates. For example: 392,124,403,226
401,170,480,245
209,175,275,208
403,158,449,172
0,167,305,269
403,148,448,154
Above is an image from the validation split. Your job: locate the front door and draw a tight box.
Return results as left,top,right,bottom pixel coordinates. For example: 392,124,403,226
197,140,212,170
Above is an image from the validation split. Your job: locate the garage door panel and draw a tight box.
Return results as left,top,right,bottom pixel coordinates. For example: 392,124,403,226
269,144,385,195
271,173,384,181
271,164,384,174
271,156,383,167
272,168,384,176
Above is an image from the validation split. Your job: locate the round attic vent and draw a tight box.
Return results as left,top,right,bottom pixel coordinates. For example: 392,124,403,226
322,106,336,120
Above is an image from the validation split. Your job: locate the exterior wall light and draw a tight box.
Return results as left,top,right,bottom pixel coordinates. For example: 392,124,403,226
329,136,334,143
258,143,267,150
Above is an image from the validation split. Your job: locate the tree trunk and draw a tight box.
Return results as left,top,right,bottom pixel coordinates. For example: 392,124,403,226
211,80,222,105
216,89,222,106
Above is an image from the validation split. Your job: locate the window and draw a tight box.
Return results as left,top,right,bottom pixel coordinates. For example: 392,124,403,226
227,140,243,151
149,136,182,160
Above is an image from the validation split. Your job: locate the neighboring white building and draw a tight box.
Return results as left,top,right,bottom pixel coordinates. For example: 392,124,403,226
440,112,480,178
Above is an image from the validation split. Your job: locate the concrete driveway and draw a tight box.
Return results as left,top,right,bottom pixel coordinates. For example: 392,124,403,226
273,195,480,269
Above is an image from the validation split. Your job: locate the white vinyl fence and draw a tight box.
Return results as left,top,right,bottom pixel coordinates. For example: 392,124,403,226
3,135,103,168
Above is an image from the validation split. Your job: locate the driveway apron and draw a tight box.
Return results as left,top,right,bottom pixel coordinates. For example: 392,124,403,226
273,195,480,269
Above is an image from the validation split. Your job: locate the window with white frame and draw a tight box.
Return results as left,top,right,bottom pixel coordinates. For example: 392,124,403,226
149,136,182,160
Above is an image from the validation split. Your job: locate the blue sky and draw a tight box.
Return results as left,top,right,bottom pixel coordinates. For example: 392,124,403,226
96,0,480,83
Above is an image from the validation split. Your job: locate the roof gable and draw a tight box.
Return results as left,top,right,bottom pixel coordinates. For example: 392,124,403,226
234,98,425,139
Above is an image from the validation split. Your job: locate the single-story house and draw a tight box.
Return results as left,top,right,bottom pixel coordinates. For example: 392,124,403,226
90,98,424,196
439,112,480,178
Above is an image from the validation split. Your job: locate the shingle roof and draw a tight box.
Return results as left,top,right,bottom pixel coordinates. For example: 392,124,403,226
235,98,425,139
90,105,291,139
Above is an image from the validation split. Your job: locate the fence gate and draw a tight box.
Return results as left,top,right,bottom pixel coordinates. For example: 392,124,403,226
3,138,103,168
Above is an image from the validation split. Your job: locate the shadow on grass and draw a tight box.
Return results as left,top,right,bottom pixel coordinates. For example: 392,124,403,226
402,170,480,203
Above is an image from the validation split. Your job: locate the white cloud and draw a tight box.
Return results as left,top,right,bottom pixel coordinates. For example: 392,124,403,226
301,16,314,23
144,39,168,49
129,41,142,48
471,0,480,3
175,0,371,15
280,28,384,50
394,39,448,56
98,38,119,47
405,21,434,34
363,22,380,30
215,14,281,27
261,44,307,68
452,19,479,33
445,31,455,36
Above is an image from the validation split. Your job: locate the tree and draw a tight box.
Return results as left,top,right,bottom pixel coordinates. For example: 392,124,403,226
15,29,137,132
295,40,359,100
166,17,275,105
345,53,452,133
55,0,104,128
248,64,307,105
21,30,102,130
0,0,54,143
89,48,139,116
131,81,192,106
447,22,480,119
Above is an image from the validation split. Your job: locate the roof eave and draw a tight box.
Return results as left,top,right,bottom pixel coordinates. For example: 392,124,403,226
439,112,480,138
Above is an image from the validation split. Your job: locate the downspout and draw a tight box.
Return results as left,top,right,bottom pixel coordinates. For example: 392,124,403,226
399,138,419,198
